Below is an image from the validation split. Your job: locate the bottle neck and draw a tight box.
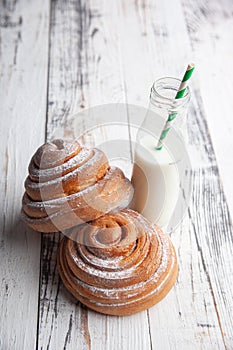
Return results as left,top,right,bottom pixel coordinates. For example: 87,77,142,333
150,77,191,114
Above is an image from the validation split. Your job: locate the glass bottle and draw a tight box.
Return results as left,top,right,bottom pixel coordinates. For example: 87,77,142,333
131,77,192,232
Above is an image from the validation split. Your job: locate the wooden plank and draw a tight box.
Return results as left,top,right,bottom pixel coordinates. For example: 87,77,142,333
118,0,232,348
182,1,233,348
0,0,50,349
181,0,233,217
37,1,151,349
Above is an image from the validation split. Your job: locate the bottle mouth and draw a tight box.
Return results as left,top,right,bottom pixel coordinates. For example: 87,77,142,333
150,77,191,111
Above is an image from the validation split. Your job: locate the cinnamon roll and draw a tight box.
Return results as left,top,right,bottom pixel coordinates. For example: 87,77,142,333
22,139,133,232
58,209,178,316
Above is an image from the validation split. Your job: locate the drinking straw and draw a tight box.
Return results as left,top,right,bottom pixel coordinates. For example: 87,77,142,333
156,63,195,150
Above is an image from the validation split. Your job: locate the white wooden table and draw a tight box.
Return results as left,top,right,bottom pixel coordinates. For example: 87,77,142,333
1,0,233,349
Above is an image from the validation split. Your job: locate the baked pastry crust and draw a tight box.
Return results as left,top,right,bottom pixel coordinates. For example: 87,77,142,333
22,139,133,232
58,209,178,316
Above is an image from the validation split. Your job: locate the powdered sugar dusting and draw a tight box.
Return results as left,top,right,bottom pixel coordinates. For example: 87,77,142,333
59,211,177,312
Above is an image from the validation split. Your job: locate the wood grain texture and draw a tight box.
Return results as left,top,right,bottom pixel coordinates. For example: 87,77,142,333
181,0,233,218
182,1,233,348
116,0,233,349
0,0,50,349
37,1,151,349
1,0,233,349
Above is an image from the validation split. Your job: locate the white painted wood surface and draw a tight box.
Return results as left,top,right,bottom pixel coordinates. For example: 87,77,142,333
181,0,233,218
0,0,50,349
0,0,233,349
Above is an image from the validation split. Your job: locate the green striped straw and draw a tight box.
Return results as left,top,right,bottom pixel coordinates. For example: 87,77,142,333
156,63,195,150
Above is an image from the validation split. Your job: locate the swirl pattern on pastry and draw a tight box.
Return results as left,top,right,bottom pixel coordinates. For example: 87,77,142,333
22,139,133,232
58,209,178,316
